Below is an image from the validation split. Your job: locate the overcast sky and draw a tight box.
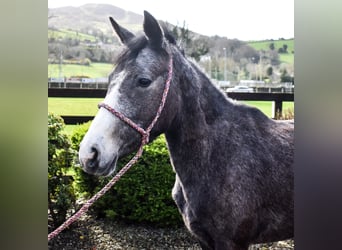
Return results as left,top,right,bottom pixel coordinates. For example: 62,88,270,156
48,0,294,41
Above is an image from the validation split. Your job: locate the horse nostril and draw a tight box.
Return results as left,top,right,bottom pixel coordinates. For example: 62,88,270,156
91,146,98,157
83,146,99,169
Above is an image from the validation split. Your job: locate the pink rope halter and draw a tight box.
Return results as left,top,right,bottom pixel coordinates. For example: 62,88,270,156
48,55,173,241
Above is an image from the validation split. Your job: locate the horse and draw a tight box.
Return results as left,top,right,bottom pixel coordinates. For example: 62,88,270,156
79,11,294,250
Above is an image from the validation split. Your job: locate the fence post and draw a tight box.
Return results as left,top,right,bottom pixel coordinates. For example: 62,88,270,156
272,100,283,119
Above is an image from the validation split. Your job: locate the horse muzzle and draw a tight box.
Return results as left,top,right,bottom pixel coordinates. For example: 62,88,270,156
79,141,119,176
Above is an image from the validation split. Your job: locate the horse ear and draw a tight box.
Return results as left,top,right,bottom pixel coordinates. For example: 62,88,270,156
143,11,164,48
109,17,135,44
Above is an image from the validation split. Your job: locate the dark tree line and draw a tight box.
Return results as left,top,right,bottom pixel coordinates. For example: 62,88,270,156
167,21,272,66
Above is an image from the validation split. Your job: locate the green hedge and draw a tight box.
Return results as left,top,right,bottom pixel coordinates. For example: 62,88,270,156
48,113,76,229
71,123,182,227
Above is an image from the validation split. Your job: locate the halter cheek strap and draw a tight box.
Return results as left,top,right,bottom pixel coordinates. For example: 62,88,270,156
98,55,173,146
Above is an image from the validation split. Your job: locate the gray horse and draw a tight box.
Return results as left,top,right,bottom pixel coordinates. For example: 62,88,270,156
79,11,294,250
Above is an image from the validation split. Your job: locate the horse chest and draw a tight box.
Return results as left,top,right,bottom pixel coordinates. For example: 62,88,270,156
172,174,217,225
171,177,199,231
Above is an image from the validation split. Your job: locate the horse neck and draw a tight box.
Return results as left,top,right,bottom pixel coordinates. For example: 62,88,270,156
168,54,232,135
165,55,233,174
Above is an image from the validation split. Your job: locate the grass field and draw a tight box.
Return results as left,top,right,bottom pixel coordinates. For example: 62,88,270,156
48,97,102,136
48,98,294,135
48,29,97,42
242,101,294,117
277,53,294,64
48,63,113,78
247,39,294,64
248,39,294,53
48,98,103,115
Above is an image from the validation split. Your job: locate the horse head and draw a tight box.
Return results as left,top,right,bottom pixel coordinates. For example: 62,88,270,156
79,11,177,176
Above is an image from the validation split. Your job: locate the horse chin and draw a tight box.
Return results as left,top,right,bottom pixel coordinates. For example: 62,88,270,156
98,155,118,177
108,156,120,176
82,155,118,177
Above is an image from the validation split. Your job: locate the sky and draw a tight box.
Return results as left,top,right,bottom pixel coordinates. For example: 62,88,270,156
48,0,294,41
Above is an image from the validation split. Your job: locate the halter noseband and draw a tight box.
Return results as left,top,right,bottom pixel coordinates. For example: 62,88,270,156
98,55,173,145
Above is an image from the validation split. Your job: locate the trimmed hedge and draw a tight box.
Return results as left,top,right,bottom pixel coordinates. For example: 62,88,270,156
48,113,76,229
71,123,182,227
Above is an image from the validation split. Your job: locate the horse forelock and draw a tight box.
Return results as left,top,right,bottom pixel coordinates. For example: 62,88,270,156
114,36,148,66
114,27,180,66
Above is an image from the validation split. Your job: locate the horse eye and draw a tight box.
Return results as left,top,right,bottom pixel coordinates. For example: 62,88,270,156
138,78,152,88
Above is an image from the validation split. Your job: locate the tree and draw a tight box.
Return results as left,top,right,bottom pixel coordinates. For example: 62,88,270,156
171,21,191,49
267,50,280,66
189,37,209,61
234,45,259,63
269,43,275,51
283,44,288,53
170,21,209,61
267,66,273,77
280,69,293,83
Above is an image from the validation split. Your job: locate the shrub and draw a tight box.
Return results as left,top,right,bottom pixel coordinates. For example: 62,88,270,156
71,123,183,227
48,113,76,230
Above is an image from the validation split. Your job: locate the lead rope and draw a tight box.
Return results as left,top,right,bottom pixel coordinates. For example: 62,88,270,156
48,55,173,241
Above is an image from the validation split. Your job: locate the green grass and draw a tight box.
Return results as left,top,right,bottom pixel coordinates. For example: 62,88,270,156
48,98,102,136
248,39,294,52
247,39,294,64
242,101,294,118
277,53,294,64
48,98,103,115
48,29,97,42
48,62,113,78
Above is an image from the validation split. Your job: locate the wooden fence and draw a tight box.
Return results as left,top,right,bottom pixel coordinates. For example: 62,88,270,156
48,88,294,125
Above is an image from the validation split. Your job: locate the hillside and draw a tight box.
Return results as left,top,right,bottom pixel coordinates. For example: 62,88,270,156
48,29,98,42
49,4,143,34
248,39,294,64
